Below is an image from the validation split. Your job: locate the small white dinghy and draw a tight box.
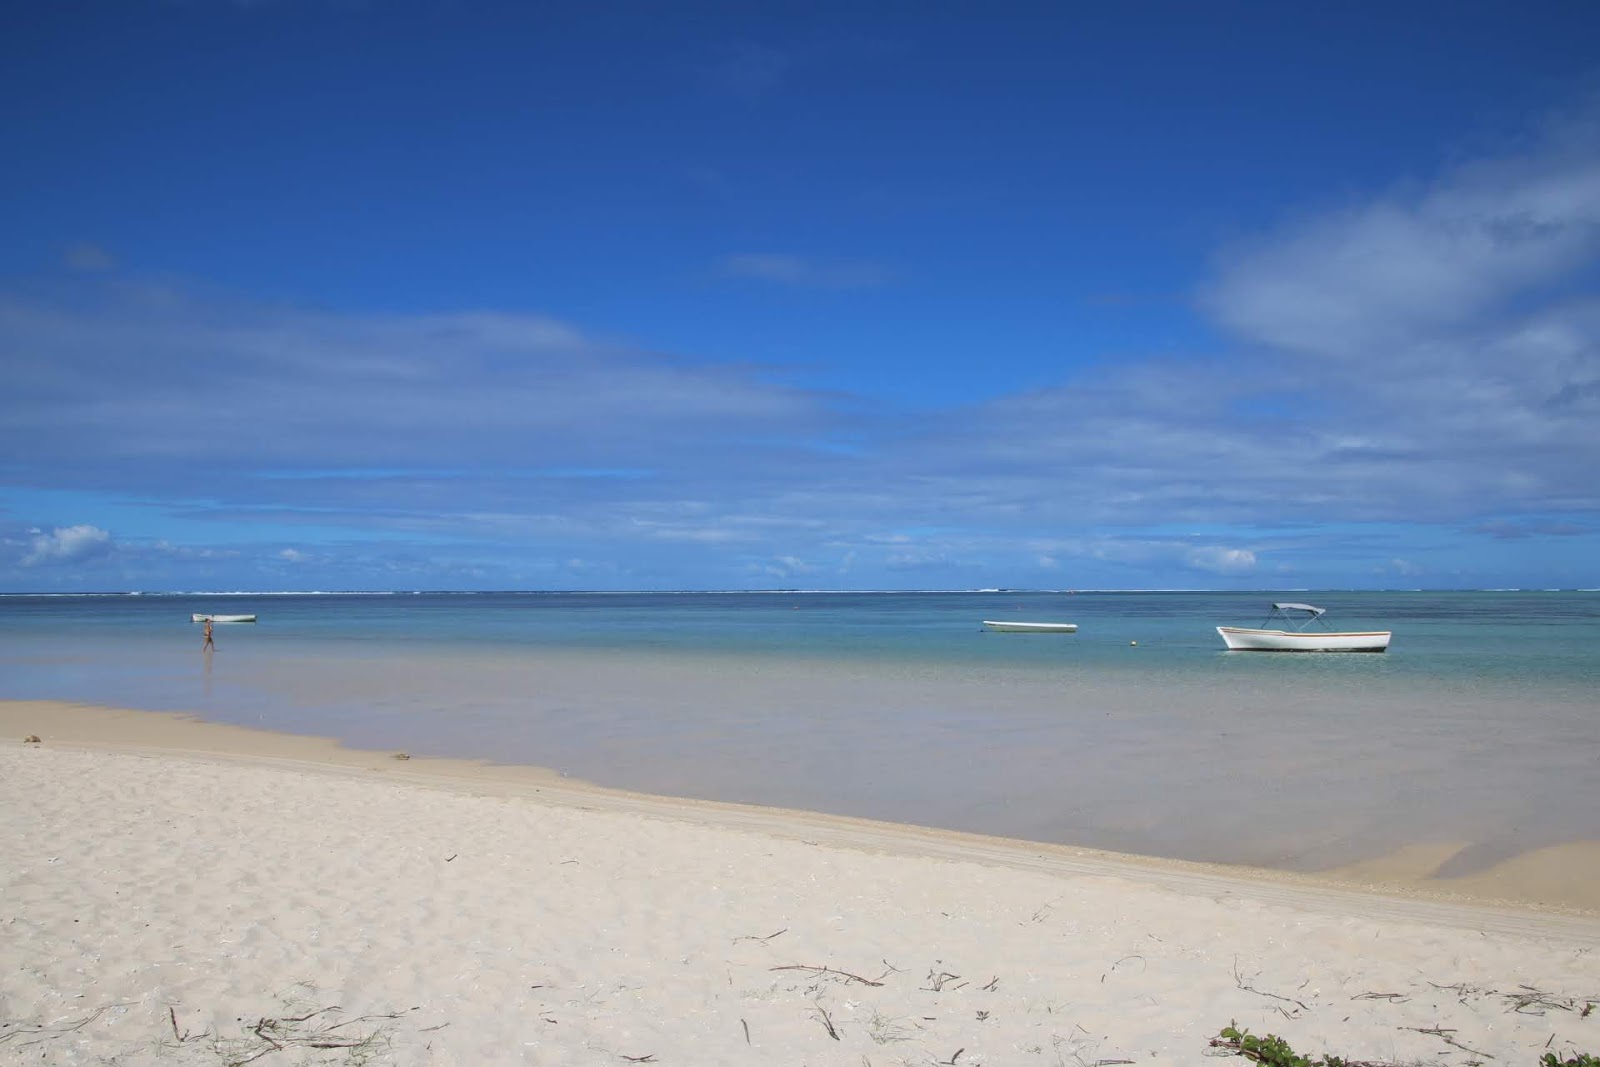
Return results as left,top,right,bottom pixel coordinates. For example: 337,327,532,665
1217,603,1388,652
192,613,258,624
982,620,1078,633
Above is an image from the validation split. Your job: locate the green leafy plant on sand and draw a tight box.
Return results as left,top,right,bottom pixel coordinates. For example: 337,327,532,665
1212,1025,1597,1067
1212,1024,1352,1067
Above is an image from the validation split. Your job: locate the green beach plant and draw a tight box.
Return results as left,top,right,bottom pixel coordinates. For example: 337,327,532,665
1212,1024,1347,1067
1212,1024,1596,1067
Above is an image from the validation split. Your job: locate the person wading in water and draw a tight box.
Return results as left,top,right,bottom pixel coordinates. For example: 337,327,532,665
202,617,215,651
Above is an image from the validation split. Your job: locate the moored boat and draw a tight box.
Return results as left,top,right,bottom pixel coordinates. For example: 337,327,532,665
1217,603,1388,652
192,613,258,623
982,620,1078,633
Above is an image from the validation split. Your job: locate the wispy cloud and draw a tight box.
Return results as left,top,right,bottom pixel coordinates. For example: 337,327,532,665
0,282,840,478
1202,108,1600,361
23,524,113,566
3,103,1599,589
1177,105,1600,528
1186,546,1258,575
1472,519,1591,540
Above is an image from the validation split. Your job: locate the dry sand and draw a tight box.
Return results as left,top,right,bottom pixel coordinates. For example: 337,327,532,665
2,700,1597,1066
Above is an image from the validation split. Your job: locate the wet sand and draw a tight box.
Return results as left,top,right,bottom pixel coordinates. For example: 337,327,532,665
5,698,1600,914
3,700,1598,1066
12,636,1597,886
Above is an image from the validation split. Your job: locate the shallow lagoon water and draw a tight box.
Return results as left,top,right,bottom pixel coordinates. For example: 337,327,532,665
3,590,1596,876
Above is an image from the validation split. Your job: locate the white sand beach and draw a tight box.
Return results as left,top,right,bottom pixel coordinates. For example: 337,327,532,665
3,700,1597,1066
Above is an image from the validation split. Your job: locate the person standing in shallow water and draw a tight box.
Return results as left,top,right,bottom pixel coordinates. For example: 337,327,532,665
202,617,214,651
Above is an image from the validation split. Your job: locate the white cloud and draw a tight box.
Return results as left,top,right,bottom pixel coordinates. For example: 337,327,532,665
3,104,1599,589
0,282,837,478
24,524,114,565
761,554,812,580
1186,547,1258,575
1202,111,1600,361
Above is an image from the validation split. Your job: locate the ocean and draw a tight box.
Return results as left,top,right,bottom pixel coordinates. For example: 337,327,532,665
3,589,1597,877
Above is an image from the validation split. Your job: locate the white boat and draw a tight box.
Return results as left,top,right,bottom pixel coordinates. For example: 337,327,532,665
982,620,1078,633
192,613,258,623
1217,603,1389,652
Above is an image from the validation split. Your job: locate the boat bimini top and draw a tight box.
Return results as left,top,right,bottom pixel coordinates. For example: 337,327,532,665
1263,603,1329,630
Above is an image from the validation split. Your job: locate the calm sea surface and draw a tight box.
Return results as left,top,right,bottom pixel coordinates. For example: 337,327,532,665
3,590,1596,875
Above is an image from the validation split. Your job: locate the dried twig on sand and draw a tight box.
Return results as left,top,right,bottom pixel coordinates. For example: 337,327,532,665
197,1003,418,1066
1403,1025,1494,1059
812,1001,840,1040
771,964,885,987
1232,958,1309,1015
233,1007,411,1065
0,1004,129,1050
1495,986,1594,1016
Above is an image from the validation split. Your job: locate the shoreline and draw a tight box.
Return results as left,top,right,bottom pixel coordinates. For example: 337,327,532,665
7,591,1597,891
5,698,1599,919
4,699,1598,1065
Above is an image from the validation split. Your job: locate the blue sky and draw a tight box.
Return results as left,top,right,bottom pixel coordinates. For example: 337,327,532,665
3,1,1599,591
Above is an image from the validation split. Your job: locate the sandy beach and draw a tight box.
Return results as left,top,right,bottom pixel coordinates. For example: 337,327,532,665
3,701,1597,1066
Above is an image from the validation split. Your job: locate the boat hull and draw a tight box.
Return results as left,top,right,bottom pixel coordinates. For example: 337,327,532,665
983,620,1078,633
1216,626,1389,652
192,614,258,624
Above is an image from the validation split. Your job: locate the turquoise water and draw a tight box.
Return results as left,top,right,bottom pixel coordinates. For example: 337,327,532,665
3,590,1597,875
